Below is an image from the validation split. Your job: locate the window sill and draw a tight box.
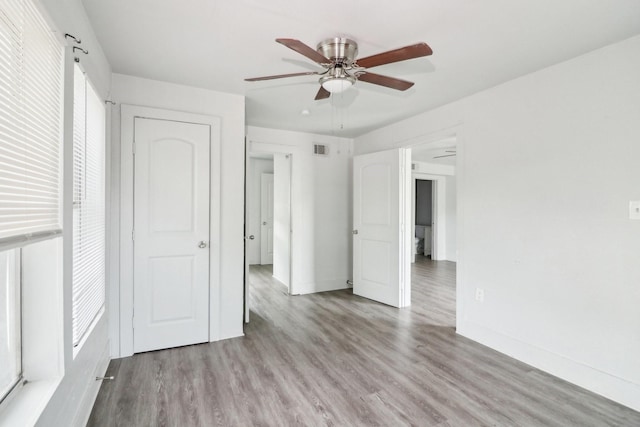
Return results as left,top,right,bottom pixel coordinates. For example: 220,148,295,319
0,378,61,427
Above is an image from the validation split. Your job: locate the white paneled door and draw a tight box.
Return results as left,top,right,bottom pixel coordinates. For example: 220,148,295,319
133,118,210,353
260,173,274,264
353,148,412,308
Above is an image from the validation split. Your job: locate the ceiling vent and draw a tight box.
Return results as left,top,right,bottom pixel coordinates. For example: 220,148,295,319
313,144,329,156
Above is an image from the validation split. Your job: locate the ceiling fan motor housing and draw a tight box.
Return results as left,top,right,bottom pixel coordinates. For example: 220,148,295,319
317,37,358,66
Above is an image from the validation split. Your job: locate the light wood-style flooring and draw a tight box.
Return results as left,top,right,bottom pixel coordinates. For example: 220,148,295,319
88,257,640,426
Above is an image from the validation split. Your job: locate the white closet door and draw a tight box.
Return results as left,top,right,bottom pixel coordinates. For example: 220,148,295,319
133,118,210,353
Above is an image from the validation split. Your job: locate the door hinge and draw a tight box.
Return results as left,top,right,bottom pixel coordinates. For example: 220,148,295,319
131,230,135,241
132,141,136,155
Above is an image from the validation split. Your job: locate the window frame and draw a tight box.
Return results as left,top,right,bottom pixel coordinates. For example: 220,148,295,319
0,248,23,407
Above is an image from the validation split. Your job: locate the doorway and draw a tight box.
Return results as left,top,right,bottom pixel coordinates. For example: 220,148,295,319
408,136,457,326
414,179,434,261
244,152,292,323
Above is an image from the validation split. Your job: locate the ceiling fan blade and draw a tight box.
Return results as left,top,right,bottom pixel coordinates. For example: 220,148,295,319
276,38,331,65
245,71,319,82
356,42,432,69
314,86,330,100
357,72,414,91
433,154,456,159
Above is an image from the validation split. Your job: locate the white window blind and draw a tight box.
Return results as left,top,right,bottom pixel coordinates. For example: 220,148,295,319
0,0,63,248
72,65,105,347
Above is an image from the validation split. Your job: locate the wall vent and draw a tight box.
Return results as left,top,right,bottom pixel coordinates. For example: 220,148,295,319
313,144,329,156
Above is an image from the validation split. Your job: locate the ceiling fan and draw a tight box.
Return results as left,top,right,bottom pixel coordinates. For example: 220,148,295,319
245,37,433,100
433,150,456,159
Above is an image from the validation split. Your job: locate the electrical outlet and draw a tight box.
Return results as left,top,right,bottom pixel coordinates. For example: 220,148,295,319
475,288,484,303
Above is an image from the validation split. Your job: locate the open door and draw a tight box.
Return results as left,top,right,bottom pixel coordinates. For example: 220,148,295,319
260,173,274,264
353,148,412,308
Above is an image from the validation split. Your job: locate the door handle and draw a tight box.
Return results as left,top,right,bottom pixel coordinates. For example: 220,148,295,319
263,221,267,225
352,230,358,235
198,241,208,248
249,235,255,240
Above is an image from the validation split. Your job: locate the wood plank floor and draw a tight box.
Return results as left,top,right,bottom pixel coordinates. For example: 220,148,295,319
88,257,640,426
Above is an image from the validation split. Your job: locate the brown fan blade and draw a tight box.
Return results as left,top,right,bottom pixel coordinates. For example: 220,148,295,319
356,42,432,69
245,71,319,82
314,86,330,100
357,72,414,91
276,38,331,65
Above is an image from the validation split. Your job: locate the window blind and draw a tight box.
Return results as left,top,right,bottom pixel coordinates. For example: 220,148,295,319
71,65,105,346
0,0,63,247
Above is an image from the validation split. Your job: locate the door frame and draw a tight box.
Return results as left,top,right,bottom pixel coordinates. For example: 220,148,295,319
117,104,221,358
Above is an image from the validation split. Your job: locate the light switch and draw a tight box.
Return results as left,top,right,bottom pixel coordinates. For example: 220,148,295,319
630,201,640,220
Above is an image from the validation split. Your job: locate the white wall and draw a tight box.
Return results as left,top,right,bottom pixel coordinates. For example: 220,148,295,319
247,126,353,294
109,74,245,349
273,154,291,286
247,158,274,265
355,35,640,411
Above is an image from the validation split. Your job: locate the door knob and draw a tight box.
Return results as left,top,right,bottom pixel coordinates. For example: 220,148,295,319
263,221,267,225
198,241,208,248
352,230,358,235
249,235,255,240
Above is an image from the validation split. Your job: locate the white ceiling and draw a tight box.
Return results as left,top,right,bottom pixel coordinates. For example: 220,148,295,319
82,0,640,138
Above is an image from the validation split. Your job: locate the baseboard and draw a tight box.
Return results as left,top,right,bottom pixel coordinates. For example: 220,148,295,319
297,278,349,295
72,341,111,427
218,331,245,342
271,274,288,288
458,320,640,412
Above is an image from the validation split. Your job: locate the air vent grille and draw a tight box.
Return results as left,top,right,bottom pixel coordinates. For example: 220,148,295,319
314,144,329,156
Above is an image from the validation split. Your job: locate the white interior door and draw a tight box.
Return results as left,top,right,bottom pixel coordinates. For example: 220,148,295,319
353,148,411,308
260,173,274,264
133,117,210,353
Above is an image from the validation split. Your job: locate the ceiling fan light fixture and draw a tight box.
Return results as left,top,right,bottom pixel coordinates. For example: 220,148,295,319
320,76,355,93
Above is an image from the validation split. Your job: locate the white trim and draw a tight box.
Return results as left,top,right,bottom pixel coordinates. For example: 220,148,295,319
400,148,412,307
118,104,221,357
